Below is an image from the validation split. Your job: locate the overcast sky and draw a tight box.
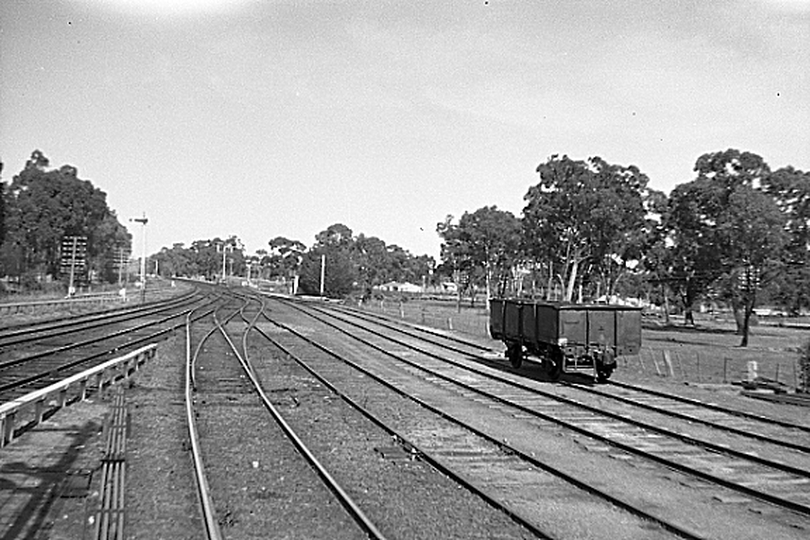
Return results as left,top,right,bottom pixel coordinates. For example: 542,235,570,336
1,0,808,259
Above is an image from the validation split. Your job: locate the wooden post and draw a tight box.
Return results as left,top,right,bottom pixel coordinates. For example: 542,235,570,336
794,361,799,390
662,350,674,377
1,412,15,447
723,358,729,384
652,351,662,377
675,350,686,379
696,352,701,382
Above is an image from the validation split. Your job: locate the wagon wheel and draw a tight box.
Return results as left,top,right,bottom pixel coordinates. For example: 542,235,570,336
507,343,523,369
546,349,563,381
596,365,614,383
596,350,615,383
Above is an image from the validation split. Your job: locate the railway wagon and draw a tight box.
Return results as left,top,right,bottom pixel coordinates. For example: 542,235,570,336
490,298,642,382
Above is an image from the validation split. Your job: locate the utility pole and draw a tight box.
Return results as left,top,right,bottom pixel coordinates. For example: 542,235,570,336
220,244,232,282
68,236,78,297
130,213,148,302
319,254,326,296
117,246,125,286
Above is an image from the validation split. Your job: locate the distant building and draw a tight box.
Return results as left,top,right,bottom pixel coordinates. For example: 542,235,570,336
376,281,422,293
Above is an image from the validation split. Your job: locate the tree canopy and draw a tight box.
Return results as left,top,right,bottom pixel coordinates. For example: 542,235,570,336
522,155,653,301
437,206,521,300
0,150,130,286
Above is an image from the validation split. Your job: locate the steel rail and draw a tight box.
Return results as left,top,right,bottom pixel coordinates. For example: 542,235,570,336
0,289,201,348
606,379,810,433
302,300,810,456
281,299,810,518
324,300,810,436
214,301,390,540
256,306,705,540
185,304,225,540
0,294,222,397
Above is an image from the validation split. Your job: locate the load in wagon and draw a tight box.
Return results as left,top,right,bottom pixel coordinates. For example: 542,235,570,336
489,298,642,382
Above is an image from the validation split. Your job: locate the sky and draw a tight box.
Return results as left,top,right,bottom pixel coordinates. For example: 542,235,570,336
1,0,808,260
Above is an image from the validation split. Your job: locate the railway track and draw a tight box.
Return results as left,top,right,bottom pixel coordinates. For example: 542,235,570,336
0,287,217,401
262,296,810,539
185,295,387,539
4,286,810,538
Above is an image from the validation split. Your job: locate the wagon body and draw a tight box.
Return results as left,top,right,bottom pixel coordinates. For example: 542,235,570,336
490,298,641,380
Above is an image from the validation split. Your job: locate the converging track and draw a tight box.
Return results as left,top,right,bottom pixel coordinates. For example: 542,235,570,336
4,285,810,539
255,295,810,539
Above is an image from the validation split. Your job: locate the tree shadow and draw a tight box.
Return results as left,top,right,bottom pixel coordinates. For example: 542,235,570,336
0,419,101,540
643,323,738,336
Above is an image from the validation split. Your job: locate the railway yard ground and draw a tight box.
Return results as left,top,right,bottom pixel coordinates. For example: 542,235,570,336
2,288,810,539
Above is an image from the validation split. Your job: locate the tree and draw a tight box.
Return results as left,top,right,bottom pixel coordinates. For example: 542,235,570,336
662,179,726,324
762,166,810,314
267,236,306,280
299,224,357,297
1,151,129,286
717,185,787,345
522,155,652,302
0,161,6,250
90,212,132,283
662,149,775,328
437,206,521,303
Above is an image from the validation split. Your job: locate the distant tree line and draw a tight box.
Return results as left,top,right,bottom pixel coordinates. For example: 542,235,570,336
0,151,131,291
437,148,810,346
4,147,809,348
149,223,437,300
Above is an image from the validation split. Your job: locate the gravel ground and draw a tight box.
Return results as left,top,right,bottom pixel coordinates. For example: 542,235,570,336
5,296,810,539
125,336,205,540
246,321,539,540
268,300,810,540
193,321,369,540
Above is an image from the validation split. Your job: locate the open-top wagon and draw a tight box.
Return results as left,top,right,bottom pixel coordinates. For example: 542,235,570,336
489,298,642,382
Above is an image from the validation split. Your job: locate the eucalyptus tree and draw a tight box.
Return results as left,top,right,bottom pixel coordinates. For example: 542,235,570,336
437,206,521,302
522,155,651,302
716,185,787,345
299,223,356,297
0,161,6,250
267,236,306,280
762,166,810,314
662,149,788,342
1,150,128,285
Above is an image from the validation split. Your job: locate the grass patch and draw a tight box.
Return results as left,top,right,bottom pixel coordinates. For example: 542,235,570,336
355,297,808,389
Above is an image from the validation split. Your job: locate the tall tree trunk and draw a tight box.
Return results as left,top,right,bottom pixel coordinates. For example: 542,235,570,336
565,259,579,302
485,262,492,310
740,299,751,347
740,288,757,347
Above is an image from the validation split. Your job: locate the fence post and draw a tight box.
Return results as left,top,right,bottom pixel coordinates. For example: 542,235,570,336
652,351,662,377
675,350,685,379
662,350,674,377
696,352,701,382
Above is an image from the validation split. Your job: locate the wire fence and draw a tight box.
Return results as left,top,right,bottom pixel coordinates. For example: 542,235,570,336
355,298,803,389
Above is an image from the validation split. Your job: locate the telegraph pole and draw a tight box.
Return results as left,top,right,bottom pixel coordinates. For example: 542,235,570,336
319,254,326,296
67,236,78,297
130,213,148,302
